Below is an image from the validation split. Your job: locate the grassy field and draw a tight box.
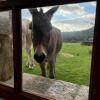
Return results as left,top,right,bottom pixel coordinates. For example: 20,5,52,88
22,43,92,86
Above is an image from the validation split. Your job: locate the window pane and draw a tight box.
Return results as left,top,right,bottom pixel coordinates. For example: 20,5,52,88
0,11,14,87
22,1,96,100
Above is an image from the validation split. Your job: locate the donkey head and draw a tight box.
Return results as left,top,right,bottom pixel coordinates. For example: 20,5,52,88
29,7,58,63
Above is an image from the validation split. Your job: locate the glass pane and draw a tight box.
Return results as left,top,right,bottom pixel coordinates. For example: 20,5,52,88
22,1,96,100
0,11,14,87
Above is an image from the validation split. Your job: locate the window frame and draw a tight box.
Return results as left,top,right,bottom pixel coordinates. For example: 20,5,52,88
0,0,99,100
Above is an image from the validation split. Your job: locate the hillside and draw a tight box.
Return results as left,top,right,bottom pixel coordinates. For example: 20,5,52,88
62,27,94,42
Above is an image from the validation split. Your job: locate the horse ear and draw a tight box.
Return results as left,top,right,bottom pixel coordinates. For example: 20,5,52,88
46,6,58,20
29,8,38,15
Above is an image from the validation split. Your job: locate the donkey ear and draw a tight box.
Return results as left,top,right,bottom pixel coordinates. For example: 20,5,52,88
46,6,58,20
40,8,43,13
29,8,38,15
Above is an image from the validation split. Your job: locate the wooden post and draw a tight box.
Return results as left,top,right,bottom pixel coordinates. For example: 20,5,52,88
12,7,22,93
0,34,13,81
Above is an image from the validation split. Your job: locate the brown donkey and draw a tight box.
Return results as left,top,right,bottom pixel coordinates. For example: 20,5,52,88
29,7,62,79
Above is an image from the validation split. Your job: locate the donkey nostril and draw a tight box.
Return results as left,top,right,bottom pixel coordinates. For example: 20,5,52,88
34,53,46,63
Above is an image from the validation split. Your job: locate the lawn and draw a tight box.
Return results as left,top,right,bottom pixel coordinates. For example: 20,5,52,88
22,43,92,86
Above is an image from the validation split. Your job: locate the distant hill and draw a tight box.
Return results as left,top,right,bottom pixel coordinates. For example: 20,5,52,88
62,27,94,42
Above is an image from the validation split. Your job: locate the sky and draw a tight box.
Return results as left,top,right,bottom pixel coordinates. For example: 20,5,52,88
22,1,96,32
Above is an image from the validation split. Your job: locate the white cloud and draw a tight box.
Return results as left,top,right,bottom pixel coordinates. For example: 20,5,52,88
59,4,85,15
56,9,72,16
52,13,95,32
81,13,95,24
89,2,96,7
86,14,95,20
52,3,96,32
52,21,93,32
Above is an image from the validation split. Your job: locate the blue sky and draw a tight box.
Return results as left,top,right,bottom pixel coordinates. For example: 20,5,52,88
80,2,96,13
22,1,96,32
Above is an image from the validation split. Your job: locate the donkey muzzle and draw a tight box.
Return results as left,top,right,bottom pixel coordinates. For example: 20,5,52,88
34,53,46,63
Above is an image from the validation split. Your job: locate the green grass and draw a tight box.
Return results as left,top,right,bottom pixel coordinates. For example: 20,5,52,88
22,43,92,86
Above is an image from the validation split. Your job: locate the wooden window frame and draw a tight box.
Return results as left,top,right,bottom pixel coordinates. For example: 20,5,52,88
0,0,99,100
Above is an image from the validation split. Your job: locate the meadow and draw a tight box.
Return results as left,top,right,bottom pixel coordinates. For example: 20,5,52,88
22,43,92,86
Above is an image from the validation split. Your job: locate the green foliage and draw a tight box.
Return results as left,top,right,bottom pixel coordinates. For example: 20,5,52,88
22,43,92,86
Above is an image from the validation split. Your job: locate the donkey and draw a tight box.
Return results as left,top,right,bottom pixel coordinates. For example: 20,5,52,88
22,19,34,69
9,11,34,69
29,7,62,79
0,12,34,69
